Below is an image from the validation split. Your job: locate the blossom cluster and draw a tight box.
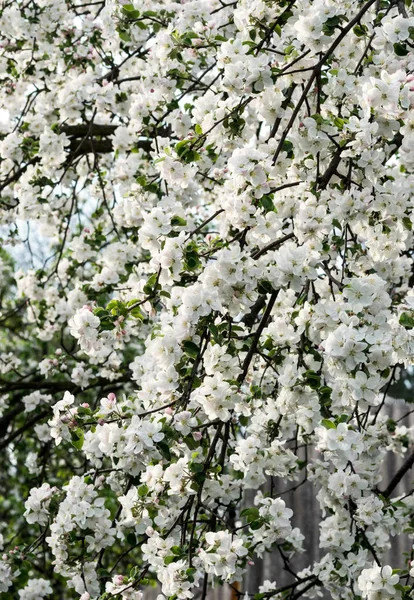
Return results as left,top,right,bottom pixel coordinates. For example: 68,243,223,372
0,0,414,599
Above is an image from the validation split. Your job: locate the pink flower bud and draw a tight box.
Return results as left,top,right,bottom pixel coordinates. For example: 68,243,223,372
164,407,173,415
108,393,116,402
98,418,105,426
81,403,90,409
192,431,202,441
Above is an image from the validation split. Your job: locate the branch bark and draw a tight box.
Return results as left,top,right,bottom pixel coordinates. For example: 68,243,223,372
382,450,414,498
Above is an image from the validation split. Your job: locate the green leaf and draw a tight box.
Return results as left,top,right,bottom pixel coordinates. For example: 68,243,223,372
171,215,187,227
70,428,84,450
98,568,111,579
258,280,273,294
319,386,332,396
100,320,115,331
259,195,275,213
131,565,144,579
400,312,414,330
182,341,200,358
118,31,131,43
130,307,143,320
175,139,190,154
240,507,259,521
138,484,148,497
208,323,221,342
107,299,122,314
304,370,320,389
185,436,199,450
282,140,294,158
193,471,206,485
158,441,171,461
190,462,204,473
122,6,141,19
403,217,412,231
333,118,345,131
353,24,367,37
122,3,138,12
143,272,158,295
394,43,408,56
185,253,200,271
321,419,335,429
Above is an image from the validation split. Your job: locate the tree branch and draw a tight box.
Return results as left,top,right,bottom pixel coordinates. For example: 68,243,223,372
382,450,414,498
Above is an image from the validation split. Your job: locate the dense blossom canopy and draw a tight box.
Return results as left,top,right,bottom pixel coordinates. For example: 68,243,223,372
1,0,414,599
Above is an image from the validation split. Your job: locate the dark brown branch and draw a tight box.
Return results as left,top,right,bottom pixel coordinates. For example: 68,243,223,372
317,145,347,189
240,296,266,328
68,138,115,157
238,290,279,383
0,410,48,450
0,157,39,193
291,578,321,600
61,123,118,137
0,401,24,438
272,0,377,165
0,373,131,394
382,450,414,498
251,232,295,259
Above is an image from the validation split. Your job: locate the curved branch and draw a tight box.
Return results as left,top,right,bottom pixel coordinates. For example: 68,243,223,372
382,450,414,498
